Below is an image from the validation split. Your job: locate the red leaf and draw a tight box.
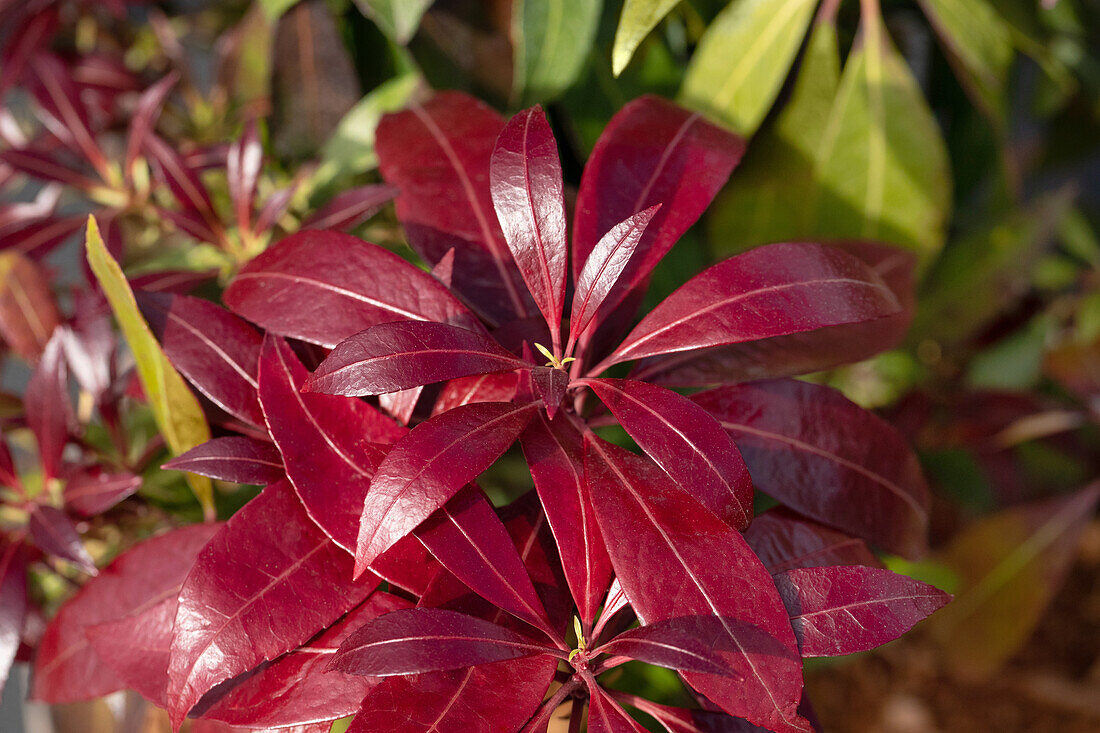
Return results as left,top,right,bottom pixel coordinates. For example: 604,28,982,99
33,524,221,704
580,378,752,528
602,243,901,368
226,119,262,233
26,330,69,479
63,468,142,516
0,251,60,361
355,400,540,574
28,506,95,574
365,533,441,597
306,321,527,397
598,616,746,677
612,694,768,732
490,106,568,344
126,72,179,179
0,540,26,692
774,566,951,657
0,149,99,191
224,230,481,348
328,608,554,677
377,91,535,325
143,133,219,227
588,685,648,733
583,438,808,733
27,54,107,173
694,380,930,558
520,413,612,627
528,366,568,419
165,481,377,728
163,436,284,486
379,387,423,426
138,292,265,427
301,184,396,232
743,509,879,575
431,372,519,416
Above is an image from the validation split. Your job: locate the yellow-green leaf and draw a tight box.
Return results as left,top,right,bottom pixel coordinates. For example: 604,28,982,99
353,0,434,44
83,217,214,517
679,0,818,136
611,0,682,77
511,0,603,105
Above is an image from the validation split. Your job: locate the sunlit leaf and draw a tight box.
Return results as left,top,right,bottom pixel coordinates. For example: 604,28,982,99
611,0,682,77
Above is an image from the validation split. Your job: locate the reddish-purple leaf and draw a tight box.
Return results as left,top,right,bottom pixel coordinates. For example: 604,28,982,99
379,387,423,426
355,400,540,574
166,480,377,728
599,616,746,677
580,378,752,529
601,243,901,369
568,205,660,351
259,336,400,551
1,215,85,261
224,230,481,348
520,413,612,627
377,91,534,325
614,694,770,733
743,509,879,575
0,540,26,693
27,54,107,173
490,106,567,343
583,438,808,733
63,468,142,516
430,248,456,288
774,566,951,657
195,591,413,728
0,149,99,191
328,608,553,677
33,524,221,704
163,436,284,486
694,380,930,558
500,494,574,635
126,72,179,178
431,372,519,416
254,182,299,235
528,366,568,419
415,487,556,638
588,685,649,733
226,119,262,233
367,533,442,597
138,292,265,427
0,441,18,489
28,506,95,575
0,11,57,97
301,184,397,232
0,251,60,361
306,321,527,397
26,330,69,480
144,133,219,226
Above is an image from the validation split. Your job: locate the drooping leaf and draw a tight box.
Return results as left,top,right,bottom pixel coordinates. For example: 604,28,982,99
28,506,96,575
63,468,142,517
166,481,377,728
510,0,603,105
0,251,60,361
163,437,285,486
0,541,26,693
224,229,481,349
352,0,434,43
598,616,746,677
588,685,649,733
679,0,818,136
355,400,540,573
611,0,682,76
85,217,213,515
580,378,752,528
743,508,879,575
306,322,527,397
25,330,69,480
694,380,930,558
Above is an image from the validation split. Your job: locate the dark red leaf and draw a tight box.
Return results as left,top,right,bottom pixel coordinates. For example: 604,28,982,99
588,685,648,733
224,230,481,348
499,494,575,635
138,292,265,427
226,119,261,233
166,480,377,728
26,330,69,479
0,251,60,361
580,378,752,528
28,506,95,575
0,215,85,260
0,11,57,97
367,534,442,597
130,269,217,295
599,616,746,677
377,91,535,325
0,540,26,693
774,566,951,657
355,400,540,574
301,184,397,232
614,694,770,733
143,133,219,227
528,366,568,419
27,54,107,173
693,380,930,558
163,436,284,486
583,438,808,733
743,509,879,575
379,387,423,426
0,149,99,191
63,468,142,516
306,321,526,397
126,72,179,178
0,440,18,488
431,372,519,416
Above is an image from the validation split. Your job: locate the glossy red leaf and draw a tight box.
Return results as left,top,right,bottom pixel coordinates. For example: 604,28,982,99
33,524,221,704
355,400,540,574
259,336,400,551
306,321,526,397
166,480,377,728
520,412,612,627
195,591,413,728
163,436,284,486
301,184,397,232
500,494,574,635
694,380,930,558
599,616,746,677
431,371,520,416
415,487,556,639
224,230,481,348
528,366,568,419
328,608,553,677
25,330,69,479
588,685,649,733
773,566,951,657
0,540,26,693
743,509,879,575
126,72,179,178
568,205,660,351
226,119,261,233
0,251,60,361
376,91,535,325
63,468,142,516
379,387,423,426
28,506,95,575
614,694,769,733
580,378,752,528
583,438,808,733
138,292,265,427
368,533,442,597
490,106,568,343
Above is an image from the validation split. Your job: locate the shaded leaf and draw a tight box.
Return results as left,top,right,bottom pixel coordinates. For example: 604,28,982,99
0,251,60,361
432,372,520,416
511,0,603,105
300,184,396,232
743,508,879,575
588,685,649,732
353,0,434,43
28,506,95,575
599,616,745,677
0,541,26,693
163,437,284,486
63,468,142,517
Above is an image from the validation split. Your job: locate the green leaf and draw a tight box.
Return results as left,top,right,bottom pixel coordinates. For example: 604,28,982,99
259,0,299,21
678,0,818,136
83,217,214,518
511,0,604,105
352,0,434,44
917,0,1014,119
611,0,682,77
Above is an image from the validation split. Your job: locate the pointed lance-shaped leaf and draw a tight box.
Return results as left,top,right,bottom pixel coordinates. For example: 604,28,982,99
143,133,219,226
583,438,808,733
774,565,951,657
25,330,70,480
500,493,574,635
0,251,61,361
355,400,540,574
226,119,262,233
744,508,879,575
28,506,95,575
588,685,649,733
379,386,423,426
306,321,527,397
0,540,26,694
26,54,107,173
490,106,568,344
125,72,179,179
598,616,747,677
432,372,519,416
693,379,930,558
0,149,100,192
528,366,568,419
224,230,481,349
579,378,752,529
63,468,142,517
163,437,284,486
301,184,397,232
165,481,377,728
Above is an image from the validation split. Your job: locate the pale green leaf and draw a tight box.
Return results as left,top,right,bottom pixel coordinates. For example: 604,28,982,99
259,0,299,21
84,217,214,518
611,0,682,77
679,0,818,136
352,0,434,44
511,0,603,105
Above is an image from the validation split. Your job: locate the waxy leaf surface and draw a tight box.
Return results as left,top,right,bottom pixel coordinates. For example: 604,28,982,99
164,437,285,486
744,509,878,575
